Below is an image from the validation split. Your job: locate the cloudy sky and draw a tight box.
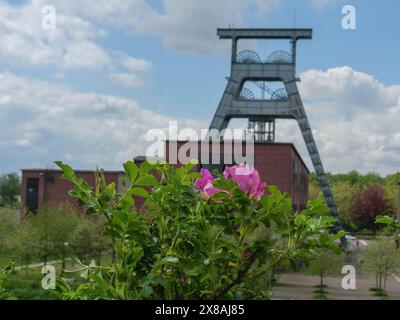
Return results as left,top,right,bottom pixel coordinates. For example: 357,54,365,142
1,0,400,175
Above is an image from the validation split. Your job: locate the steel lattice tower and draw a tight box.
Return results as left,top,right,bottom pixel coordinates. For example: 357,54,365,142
209,28,342,228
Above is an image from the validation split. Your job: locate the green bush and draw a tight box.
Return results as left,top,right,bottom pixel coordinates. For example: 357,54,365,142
308,249,345,300
0,263,16,300
54,160,344,300
0,208,18,255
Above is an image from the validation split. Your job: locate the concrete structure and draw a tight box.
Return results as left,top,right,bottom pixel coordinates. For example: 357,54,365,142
208,28,340,225
165,140,309,210
20,169,124,214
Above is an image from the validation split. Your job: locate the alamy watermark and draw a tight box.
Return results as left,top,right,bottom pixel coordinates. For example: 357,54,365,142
41,5,56,30
342,5,356,30
341,265,356,290
41,265,56,290
145,121,255,168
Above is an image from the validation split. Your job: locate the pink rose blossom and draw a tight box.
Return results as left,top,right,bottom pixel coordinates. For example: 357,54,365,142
195,168,214,191
195,164,266,200
195,168,228,199
251,182,267,199
203,181,225,198
223,163,266,199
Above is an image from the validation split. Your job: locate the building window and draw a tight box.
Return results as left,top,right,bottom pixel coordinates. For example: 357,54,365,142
26,178,39,213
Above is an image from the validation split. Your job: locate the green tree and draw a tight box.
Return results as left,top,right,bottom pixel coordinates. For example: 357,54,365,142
7,218,42,275
362,238,400,292
331,181,360,228
309,174,359,228
308,172,322,201
0,173,20,208
308,249,345,299
383,172,400,211
328,170,382,187
32,204,82,267
0,208,18,254
69,217,111,265
310,171,400,232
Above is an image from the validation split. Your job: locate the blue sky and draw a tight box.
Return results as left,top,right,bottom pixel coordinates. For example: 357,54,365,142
1,0,400,175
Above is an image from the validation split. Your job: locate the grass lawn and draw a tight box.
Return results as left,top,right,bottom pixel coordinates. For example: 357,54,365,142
2,253,114,300
0,254,12,267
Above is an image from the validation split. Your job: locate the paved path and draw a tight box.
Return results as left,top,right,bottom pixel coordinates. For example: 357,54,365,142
13,252,110,271
272,239,400,300
14,259,67,271
272,273,400,300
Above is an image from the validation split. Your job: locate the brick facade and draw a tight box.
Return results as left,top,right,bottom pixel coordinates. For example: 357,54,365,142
20,169,124,214
21,141,309,213
165,140,309,210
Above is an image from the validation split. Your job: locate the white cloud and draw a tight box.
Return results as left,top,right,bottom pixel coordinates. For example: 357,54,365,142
136,0,280,54
108,55,153,87
120,56,153,73
0,67,400,175
0,0,110,69
1,1,399,176
63,40,111,70
38,0,280,55
1,0,281,66
0,72,205,172
108,72,144,88
273,67,400,175
309,0,339,10
44,0,155,29
0,0,156,87
299,66,399,119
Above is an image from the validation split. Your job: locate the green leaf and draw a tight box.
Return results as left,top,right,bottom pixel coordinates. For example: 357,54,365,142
55,161,75,181
333,231,348,240
139,161,154,176
126,247,144,267
376,215,398,226
80,268,89,279
185,172,202,180
182,161,198,175
160,257,179,264
104,228,122,239
123,161,138,182
84,207,98,216
295,214,306,227
139,286,153,298
106,183,116,197
212,179,236,191
119,193,135,211
89,260,97,268
136,175,159,187
260,195,272,209
131,187,149,198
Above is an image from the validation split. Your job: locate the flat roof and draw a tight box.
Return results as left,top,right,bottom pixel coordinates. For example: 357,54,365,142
165,140,310,173
134,156,164,163
21,169,124,174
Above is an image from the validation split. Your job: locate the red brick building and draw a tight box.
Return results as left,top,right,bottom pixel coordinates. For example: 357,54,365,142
20,141,309,213
165,140,309,210
21,169,124,214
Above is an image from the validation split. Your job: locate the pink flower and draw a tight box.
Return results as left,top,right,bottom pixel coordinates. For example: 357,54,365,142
203,181,225,198
195,169,228,199
223,163,266,199
251,182,267,199
195,168,214,191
